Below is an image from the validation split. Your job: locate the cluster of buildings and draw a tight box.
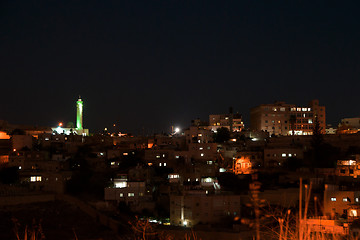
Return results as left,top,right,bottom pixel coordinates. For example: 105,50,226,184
1,97,360,237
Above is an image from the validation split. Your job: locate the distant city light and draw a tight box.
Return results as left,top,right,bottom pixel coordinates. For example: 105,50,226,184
175,127,180,133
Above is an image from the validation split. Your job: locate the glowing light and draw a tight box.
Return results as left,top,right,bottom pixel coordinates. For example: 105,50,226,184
175,127,180,133
76,97,83,130
59,122,63,127
183,220,188,227
13,148,16,152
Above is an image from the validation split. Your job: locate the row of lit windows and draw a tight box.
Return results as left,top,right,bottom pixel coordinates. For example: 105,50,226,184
268,153,297,158
30,176,42,182
264,107,312,112
119,192,144,197
330,197,359,202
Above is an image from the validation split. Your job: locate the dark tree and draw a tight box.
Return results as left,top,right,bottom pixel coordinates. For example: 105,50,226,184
0,167,19,184
289,114,296,135
213,127,231,143
308,115,339,168
311,115,323,150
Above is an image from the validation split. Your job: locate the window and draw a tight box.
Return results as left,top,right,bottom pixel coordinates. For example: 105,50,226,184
128,193,135,197
282,153,286,157
119,193,124,197
331,197,336,201
30,176,42,182
343,198,349,202
163,162,167,167
201,153,204,157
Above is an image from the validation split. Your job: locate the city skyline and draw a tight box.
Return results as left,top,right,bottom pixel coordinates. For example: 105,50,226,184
1,1,360,133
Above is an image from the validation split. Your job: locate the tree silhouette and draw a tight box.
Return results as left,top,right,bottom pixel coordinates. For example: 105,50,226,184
213,127,231,143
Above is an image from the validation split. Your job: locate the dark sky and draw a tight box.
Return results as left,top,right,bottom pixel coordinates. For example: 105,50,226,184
1,0,360,134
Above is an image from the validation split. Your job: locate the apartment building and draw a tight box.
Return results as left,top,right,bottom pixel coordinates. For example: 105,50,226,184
170,191,241,227
250,99,326,136
209,113,244,132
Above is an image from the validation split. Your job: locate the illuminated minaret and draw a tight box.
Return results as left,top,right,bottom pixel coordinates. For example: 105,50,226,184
76,96,83,130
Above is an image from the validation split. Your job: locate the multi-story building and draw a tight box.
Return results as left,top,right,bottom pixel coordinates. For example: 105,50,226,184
340,118,360,129
250,99,326,136
209,113,244,132
336,155,360,178
324,184,360,220
170,191,241,227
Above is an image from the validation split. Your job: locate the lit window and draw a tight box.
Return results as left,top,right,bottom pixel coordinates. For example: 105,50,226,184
164,163,167,167
162,154,165,157
123,152,128,156
175,156,179,159
207,161,213,165
350,209,357,217
159,163,162,166
30,176,36,182
45,138,49,141
331,197,336,201
156,155,160,158
199,147,203,150
343,198,348,202
114,182,127,188
111,162,115,165
201,153,204,157
139,192,144,196
308,119,313,123
207,147,211,150
119,193,123,197
282,153,286,157
288,154,292,157
128,193,135,197
356,198,359,202
198,134,202,137
18,166,21,170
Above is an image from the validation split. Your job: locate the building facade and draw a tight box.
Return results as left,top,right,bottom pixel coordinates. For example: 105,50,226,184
250,99,326,136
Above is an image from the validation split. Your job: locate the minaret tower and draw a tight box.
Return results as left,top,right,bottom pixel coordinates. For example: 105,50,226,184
76,96,83,130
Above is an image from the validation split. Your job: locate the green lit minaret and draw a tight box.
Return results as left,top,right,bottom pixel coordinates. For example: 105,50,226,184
76,96,83,130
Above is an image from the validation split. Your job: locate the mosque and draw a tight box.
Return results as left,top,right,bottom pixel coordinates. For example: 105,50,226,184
52,96,89,136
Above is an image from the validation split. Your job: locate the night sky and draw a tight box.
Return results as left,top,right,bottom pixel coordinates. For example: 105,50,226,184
1,1,360,134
